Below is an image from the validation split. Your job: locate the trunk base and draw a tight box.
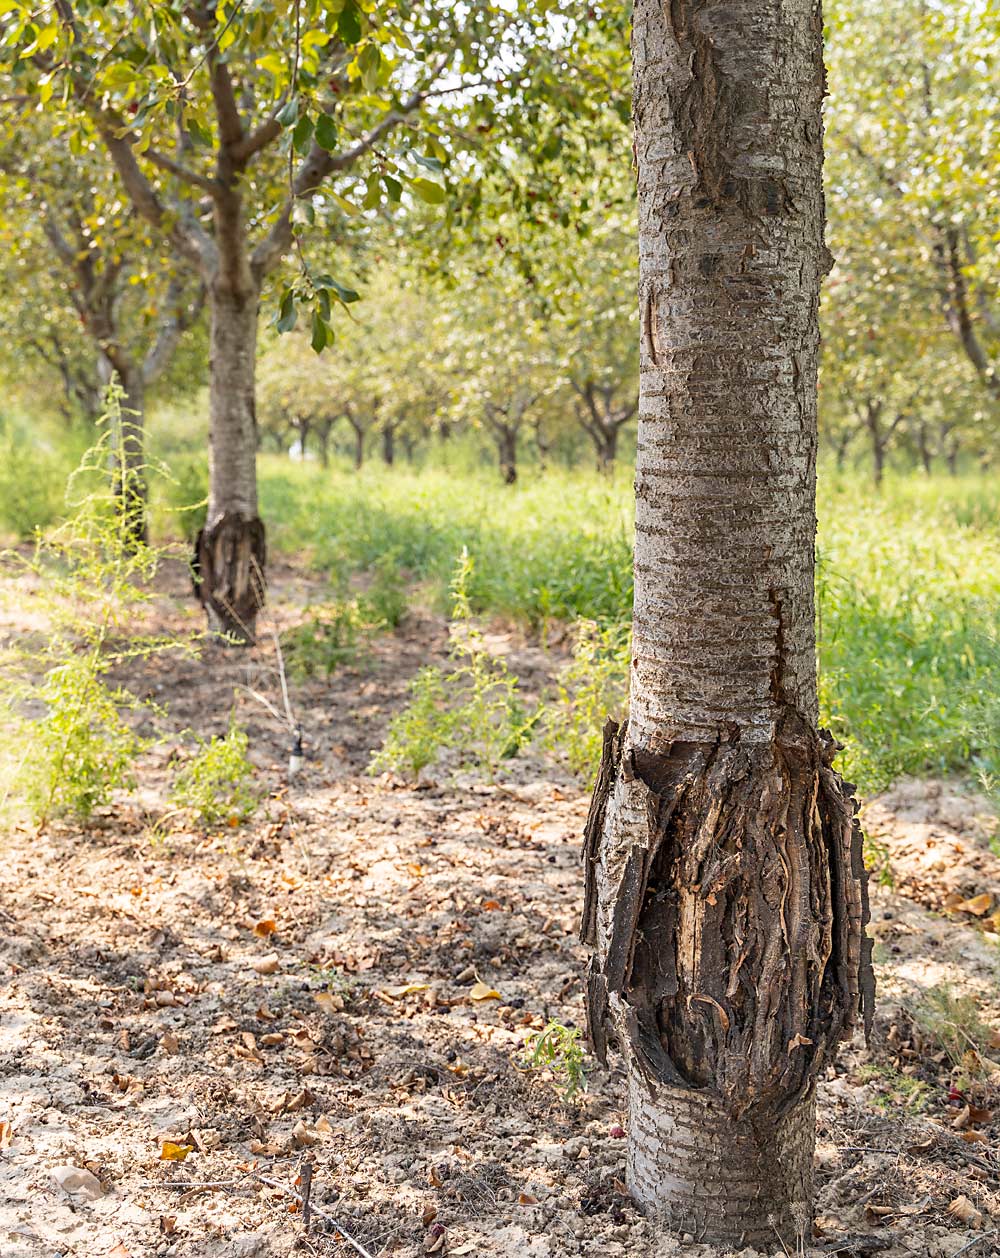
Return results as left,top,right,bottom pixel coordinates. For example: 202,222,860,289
194,512,266,644
627,1074,814,1247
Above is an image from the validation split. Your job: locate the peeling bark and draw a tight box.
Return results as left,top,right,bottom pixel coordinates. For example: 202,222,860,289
584,0,875,1243
194,511,266,645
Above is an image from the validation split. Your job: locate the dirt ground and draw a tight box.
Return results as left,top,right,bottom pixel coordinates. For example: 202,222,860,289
2,562,1000,1258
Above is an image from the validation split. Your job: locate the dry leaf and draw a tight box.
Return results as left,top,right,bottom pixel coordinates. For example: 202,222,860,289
382,983,430,999
469,981,501,1002
482,900,502,911
969,1106,994,1124
517,1192,538,1205
314,991,344,1014
952,1105,972,1130
0,1120,12,1149
261,1033,284,1048
961,1130,989,1145
428,1165,444,1187
253,919,278,937
251,955,280,975
422,1204,438,1227
291,1120,320,1148
160,1142,192,1162
159,1217,177,1236
160,1032,179,1055
947,1195,983,1227
954,894,993,917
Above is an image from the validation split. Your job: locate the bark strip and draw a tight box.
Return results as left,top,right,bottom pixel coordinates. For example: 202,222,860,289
583,717,873,1119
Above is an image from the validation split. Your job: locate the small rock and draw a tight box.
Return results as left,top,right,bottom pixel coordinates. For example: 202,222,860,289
51,1165,104,1200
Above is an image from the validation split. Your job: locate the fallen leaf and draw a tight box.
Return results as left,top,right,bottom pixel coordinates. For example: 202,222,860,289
254,919,278,937
107,1246,132,1257
469,981,501,1002
422,1204,438,1227
291,1120,320,1148
954,894,993,916
251,955,280,975
0,1120,12,1149
517,1192,538,1205
261,1033,285,1048
969,1106,994,1124
382,983,430,999
159,1217,176,1236
160,1142,193,1162
947,1195,983,1227
482,900,502,911
961,1130,989,1144
314,991,344,1014
160,1032,179,1055
428,1165,444,1187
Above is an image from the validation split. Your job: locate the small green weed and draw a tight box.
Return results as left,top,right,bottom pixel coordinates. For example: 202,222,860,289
856,1063,931,1113
542,618,629,779
170,723,259,827
0,382,181,825
283,599,374,679
906,985,998,1077
371,550,532,781
524,1020,588,1101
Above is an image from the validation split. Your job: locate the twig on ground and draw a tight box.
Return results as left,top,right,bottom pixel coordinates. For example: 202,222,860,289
259,1173,374,1258
300,1157,314,1234
953,1232,1000,1258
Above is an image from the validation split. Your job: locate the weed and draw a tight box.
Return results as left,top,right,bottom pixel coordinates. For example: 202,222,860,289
856,1063,931,1113
283,599,373,679
524,1020,588,1101
541,618,630,779
0,382,182,824
371,550,531,781
371,666,455,778
170,722,259,827
906,985,998,1079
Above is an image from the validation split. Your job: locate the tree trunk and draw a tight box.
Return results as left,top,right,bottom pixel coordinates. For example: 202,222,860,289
195,283,265,643
582,2,873,1247
382,424,395,466
916,422,933,475
351,423,365,470
596,423,618,474
497,427,517,485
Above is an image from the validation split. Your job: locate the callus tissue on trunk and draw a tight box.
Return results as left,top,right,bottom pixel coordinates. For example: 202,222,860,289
581,0,874,1247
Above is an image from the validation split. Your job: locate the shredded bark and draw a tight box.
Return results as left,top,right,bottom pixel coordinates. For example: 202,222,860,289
194,511,267,643
583,715,874,1120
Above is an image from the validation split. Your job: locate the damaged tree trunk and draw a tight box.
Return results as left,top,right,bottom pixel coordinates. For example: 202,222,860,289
581,1,874,1247
195,282,266,643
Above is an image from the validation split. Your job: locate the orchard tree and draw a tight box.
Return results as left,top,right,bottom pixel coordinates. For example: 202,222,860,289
826,0,1000,411
0,143,203,539
2,0,609,638
582,1,873,1245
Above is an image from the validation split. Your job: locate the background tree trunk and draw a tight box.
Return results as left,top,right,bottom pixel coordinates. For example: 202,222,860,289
498,427,517,484
382,424,396,466
195,283,265,643
582,1,873,1246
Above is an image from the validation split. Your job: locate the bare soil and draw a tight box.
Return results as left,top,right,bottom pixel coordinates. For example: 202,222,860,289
2,562,1000,1258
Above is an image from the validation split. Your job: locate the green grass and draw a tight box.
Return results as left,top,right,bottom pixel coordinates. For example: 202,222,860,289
258,458,1000,794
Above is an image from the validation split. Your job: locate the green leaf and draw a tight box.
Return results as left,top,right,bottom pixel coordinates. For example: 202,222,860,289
275,289,297,334
292,112,314,155
276,97,299,128
315,112,338,152
413,152,444,172
337,1,362,45
383,174,402,203
358,42,381,90
311,310,333,353
409,177,446,205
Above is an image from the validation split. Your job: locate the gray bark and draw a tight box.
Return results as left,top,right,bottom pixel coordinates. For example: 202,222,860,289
194,282,265,643
582,2,873,1245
